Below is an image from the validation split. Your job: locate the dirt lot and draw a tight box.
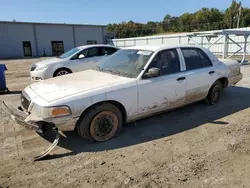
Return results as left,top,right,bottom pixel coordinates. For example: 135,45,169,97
1,58,250,188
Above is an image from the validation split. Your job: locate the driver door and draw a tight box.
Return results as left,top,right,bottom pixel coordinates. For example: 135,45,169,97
70,47,101,72
137,48,187,117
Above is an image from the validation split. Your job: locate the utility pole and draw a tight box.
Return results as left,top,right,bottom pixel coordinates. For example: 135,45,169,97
237,1,242,28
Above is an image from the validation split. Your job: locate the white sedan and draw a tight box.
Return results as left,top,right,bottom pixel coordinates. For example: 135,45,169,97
5,45,242,142
30,44,119,81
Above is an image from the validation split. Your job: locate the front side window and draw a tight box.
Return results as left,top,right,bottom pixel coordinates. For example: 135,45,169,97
149,49,180,75
87,47,100,57
98,49,153,78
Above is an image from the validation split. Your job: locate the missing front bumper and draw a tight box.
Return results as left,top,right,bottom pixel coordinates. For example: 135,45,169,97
2,101,43,133
2,101,60,161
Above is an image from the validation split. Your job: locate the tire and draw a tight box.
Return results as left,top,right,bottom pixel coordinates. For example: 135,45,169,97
77,103,123,142
205,81,223,105
53,68,72,77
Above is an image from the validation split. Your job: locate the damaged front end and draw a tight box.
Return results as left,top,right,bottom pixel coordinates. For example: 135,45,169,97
2,101,60,161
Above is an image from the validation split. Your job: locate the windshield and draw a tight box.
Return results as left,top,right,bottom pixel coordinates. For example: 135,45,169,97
59,47,80,59
98,49,153,78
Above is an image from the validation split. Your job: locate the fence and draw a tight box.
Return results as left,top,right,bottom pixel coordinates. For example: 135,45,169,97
107,27,250,58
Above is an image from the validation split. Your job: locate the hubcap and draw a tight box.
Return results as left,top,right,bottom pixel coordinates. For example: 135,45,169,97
56,70,69,76
90,111,118,141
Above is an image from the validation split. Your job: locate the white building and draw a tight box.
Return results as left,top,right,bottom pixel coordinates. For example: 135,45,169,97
0,21,112,58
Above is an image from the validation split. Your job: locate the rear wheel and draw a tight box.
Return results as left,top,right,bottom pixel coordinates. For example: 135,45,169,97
77,103,123,142
205,81,223,105
54,68,72,77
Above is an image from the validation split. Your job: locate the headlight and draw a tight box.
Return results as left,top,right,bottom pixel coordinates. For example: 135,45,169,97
35,64,48,71
31,64,37,71
50,106,71,117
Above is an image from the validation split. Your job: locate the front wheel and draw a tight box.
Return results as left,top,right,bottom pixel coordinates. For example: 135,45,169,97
54,68,72,77
205,81,223,105
77,103,123,142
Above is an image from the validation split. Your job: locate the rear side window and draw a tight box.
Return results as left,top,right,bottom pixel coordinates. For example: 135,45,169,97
197,49,212,67
181,48,212,71
181,49,203,71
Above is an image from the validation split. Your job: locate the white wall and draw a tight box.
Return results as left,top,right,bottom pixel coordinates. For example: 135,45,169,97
108,27,250,56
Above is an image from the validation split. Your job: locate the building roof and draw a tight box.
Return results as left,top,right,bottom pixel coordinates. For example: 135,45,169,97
0,20,106,27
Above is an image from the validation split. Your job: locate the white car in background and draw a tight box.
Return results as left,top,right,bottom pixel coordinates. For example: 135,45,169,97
30,44,119,80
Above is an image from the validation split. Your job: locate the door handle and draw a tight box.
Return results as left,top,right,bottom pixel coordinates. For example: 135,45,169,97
177,77,186,81
209,71,215,75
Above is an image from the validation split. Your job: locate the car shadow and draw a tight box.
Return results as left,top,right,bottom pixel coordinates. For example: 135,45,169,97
37,86,250,160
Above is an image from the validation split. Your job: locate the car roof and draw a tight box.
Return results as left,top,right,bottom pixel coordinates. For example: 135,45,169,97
123,44,204,52
77,44,119,50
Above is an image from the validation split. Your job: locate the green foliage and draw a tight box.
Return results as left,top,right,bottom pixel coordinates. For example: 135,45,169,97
108,1,249,38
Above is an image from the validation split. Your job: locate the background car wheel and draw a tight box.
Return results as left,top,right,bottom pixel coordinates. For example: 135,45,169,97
77,103,123,142
53,68,72,77
205,81,223,105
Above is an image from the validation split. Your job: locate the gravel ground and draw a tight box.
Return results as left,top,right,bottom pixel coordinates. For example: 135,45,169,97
1,58,250,188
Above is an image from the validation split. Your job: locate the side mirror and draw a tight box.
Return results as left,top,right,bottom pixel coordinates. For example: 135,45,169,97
143,68,160,78
78,54,85,59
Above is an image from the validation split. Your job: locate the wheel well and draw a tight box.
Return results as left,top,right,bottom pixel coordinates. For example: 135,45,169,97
216,77,229,88
53,67,72,77
77,100,127,127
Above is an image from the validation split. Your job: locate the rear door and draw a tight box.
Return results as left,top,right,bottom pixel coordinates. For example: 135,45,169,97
180,47,217,104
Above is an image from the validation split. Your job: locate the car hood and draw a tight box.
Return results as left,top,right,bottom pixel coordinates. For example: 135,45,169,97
35,57,63,66
29,70,132,102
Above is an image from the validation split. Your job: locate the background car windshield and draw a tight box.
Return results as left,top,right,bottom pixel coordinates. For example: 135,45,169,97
99,49,153,78
59,47,80,59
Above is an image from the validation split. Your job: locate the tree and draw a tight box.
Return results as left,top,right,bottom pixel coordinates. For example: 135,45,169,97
241,8,250,27
106,0,249,38
224,0,242,28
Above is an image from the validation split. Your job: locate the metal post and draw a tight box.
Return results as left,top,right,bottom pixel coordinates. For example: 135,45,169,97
237,5,242,28
134,39,136,46
201,37,203,47
223,34,228,59
179,36,181,44
162,37,164,44
241,34,249,64
72,26,76,47
32,24,39,56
